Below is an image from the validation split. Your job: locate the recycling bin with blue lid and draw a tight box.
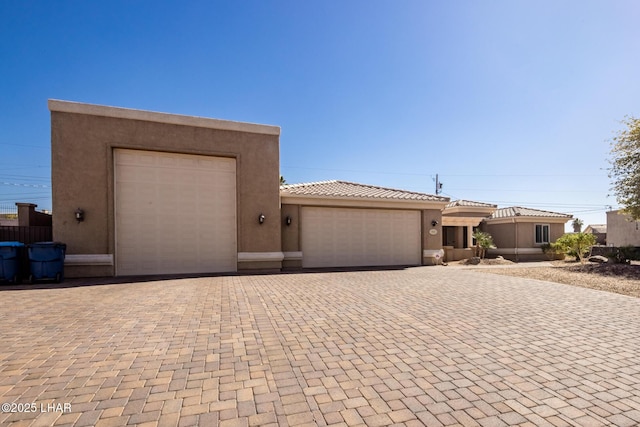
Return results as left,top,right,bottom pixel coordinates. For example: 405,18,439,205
28,242,66,283
0,242,24,284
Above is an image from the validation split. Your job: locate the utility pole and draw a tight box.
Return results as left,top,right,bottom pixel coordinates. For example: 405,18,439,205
435,174,443,195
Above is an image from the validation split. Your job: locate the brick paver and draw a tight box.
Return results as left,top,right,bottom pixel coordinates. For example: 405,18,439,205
1,267,639,426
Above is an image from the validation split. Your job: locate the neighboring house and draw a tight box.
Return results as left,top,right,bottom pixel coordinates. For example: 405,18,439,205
583,224,607,245
280,180,449,268
607,210,640,247
0,203,52,243
441,200,497,262
0,217,18,226
481,206,572,261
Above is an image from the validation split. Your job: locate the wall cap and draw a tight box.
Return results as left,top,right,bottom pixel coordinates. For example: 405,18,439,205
49,99,281,136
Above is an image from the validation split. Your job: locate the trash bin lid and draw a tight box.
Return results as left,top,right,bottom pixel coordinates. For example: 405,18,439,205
0,241,24,247
29,242,66,248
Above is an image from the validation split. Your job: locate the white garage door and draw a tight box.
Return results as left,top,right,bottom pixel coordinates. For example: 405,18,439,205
115,149,237,275
301,207,421,268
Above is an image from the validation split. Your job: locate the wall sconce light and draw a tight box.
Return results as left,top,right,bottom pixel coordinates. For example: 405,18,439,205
431,219,438,227
75,208,85,222
258,213,265,224
285,215,292,226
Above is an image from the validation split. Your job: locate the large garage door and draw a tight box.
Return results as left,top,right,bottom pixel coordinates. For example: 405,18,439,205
301,207,421,268
115,149,236,275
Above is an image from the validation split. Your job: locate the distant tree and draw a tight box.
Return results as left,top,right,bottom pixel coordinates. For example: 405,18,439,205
609,116,640,219
280,176,286,186
472,230,495,259
571,218,583,233
552,233,596,264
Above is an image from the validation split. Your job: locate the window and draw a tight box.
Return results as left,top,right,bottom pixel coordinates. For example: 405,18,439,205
535,224,550,244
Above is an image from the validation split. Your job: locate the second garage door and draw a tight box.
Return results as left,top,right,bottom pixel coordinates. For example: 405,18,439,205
301,207,421,268
115,149,237,276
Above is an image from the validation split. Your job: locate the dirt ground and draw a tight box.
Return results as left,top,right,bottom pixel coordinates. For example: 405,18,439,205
471,259,640,298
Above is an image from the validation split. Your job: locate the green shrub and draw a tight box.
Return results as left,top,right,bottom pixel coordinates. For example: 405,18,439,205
541,243,562,260
607,245,640,264
552,233,596,263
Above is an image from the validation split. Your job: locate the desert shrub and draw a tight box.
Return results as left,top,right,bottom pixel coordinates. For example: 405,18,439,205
541,243,562,260
552,233,596,264
607,245,640,264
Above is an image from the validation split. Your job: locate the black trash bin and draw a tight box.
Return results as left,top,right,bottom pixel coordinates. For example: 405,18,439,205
0,241,25,284
28,242,66,283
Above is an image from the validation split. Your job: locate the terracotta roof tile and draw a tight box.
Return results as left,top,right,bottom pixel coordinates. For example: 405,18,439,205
446,200,497,208
586,224,607,233
280,180,449,202
490,206,572,219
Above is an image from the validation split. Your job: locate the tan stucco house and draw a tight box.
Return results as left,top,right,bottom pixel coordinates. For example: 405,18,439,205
441,200,497,261
607,210,640,247
49,100,573,277
50,100,282,277
584,224,607,246
280,180,449,268
50,100,452,277
481,206,572,261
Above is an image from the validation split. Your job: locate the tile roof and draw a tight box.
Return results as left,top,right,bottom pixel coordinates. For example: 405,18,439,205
586,224,607,233
280,180,449,202
489,206,572,219
446,200,497,209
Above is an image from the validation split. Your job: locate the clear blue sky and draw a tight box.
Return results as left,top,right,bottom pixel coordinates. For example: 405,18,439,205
2,1,639,231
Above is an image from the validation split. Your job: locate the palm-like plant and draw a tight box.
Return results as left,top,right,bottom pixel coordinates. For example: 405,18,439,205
572,218,584,233
472,230,496,259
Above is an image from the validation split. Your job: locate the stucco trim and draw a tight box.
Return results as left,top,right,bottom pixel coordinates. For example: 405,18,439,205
237,252,285,262
280,195,448,210
443,206,496,216
65,254,114,266
423,249,445,259
48,99,281,136
442,217,486,227
483,217,570,225
283,251,303,261
488,248,543,255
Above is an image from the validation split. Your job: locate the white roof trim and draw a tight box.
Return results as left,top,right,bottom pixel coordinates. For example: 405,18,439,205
280,194,449,210
484,216,571,225
48,99,281,136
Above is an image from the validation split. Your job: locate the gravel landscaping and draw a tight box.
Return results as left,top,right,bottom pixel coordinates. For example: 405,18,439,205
475,260,640,298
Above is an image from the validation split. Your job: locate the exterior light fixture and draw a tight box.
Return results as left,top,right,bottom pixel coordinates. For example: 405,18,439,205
285,215,292,226
258,213,265,224
431,220,438,227
75,208,85,222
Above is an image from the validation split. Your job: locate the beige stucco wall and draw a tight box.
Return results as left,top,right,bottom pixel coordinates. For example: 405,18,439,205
421,209,444,265
482,220,567,261
280,204,302,269
50,100,281,276
483,221,565,248
279,202,445,268
607,210,640,247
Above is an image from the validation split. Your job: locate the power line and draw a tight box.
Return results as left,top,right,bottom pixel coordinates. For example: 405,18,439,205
1,182,50,188
281,165,608,178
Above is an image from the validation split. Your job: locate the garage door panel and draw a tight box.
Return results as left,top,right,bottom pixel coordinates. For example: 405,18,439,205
115,149,237,276
301,207,420,268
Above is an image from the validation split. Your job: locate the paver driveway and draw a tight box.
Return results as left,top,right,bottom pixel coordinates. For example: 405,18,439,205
1,267,640,426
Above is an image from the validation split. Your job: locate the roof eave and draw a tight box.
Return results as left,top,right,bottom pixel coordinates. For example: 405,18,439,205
443,206,497,216
484,215,572,224
280,193,449,210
